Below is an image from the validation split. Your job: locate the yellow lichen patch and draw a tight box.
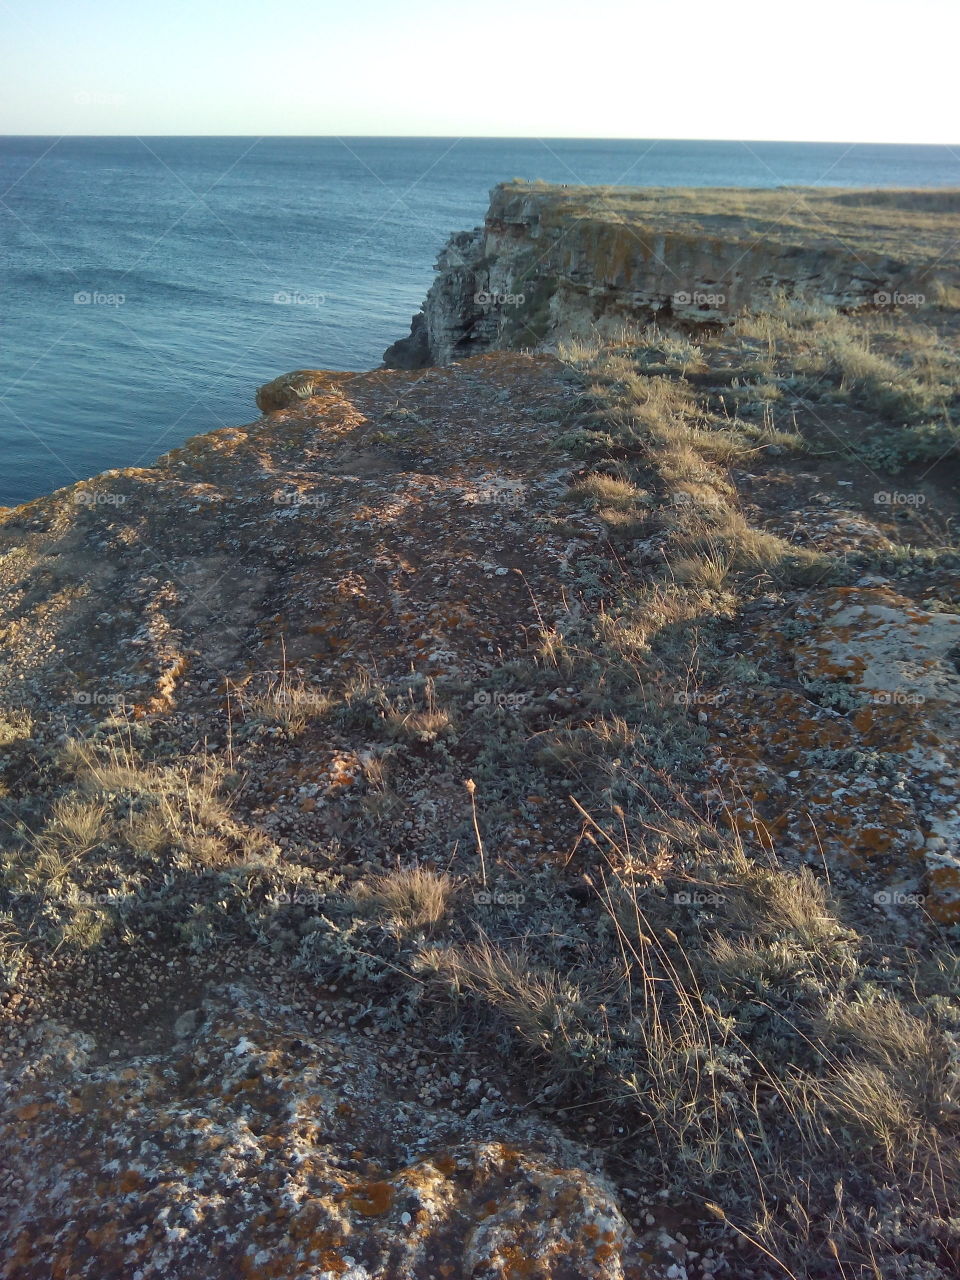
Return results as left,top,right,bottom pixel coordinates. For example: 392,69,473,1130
343,1179,395,1216
927,863,960,923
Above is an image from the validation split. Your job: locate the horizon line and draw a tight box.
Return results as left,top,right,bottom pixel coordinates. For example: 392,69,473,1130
1,134,959,148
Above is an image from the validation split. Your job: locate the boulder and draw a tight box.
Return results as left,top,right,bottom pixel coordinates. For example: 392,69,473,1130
256,369,335,413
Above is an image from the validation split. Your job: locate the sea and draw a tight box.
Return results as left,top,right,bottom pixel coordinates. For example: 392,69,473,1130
1,136,958,506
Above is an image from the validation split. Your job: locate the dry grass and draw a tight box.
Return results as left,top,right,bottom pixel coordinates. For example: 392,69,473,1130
733,294,958,431
536,627,579,673
240,670,333,733
0,707,33,748
425,938,604,1075
817,996,959,1127
61,735,149,795
414,800,935,1267
557,334,604,364
570,473,646,510
734,293,838,346
0,912,27,983
728,856,852,952
417,794,957,1274
932,280,960,310
565,334,842,595
656,442,722,486
569,471,651,536
123,805,173,855
668,543,733,590
384,681,455,744
497,326,960,1269
0,732,269,956
810,1062,922,1160
826,325,953,422
41,795,108,857
354,866,454,935
52,734,260,872
386,708,453,743
737,403,805,453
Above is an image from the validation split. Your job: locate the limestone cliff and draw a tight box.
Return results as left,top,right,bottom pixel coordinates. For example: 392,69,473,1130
384,181,960,366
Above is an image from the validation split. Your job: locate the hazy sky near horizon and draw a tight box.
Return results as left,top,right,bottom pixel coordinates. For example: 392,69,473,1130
1,0,956,143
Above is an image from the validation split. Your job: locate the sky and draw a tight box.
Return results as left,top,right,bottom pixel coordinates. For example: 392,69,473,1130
0,0,956,143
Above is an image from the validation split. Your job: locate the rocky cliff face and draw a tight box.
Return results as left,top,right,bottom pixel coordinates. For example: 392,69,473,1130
384,181,957,367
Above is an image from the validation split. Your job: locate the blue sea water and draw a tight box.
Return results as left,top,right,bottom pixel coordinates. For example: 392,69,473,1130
1,136,958,506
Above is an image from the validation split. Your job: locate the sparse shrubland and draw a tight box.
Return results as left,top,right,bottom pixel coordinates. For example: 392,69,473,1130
733,292,960,470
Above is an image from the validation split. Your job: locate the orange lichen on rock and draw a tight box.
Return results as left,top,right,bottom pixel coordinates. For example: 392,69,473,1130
343,1179,396,1216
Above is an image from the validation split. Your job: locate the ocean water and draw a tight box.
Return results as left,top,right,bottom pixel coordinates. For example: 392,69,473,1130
1,136,958,506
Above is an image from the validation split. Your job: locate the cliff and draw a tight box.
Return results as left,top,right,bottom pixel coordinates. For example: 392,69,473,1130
384,181,960,366
1,186,960,1279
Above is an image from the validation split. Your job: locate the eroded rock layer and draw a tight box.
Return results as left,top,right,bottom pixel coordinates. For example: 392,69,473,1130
385,183,960,366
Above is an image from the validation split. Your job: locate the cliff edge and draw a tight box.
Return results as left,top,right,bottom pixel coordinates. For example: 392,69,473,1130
385,181,960,366
2,185,960,1279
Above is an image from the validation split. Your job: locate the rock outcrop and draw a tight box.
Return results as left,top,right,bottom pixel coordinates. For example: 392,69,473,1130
384,182,959,367
256,369,344,412
2,983,671,1280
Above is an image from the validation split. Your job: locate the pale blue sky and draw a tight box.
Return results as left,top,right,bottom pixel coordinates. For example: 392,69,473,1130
1,0,956,142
